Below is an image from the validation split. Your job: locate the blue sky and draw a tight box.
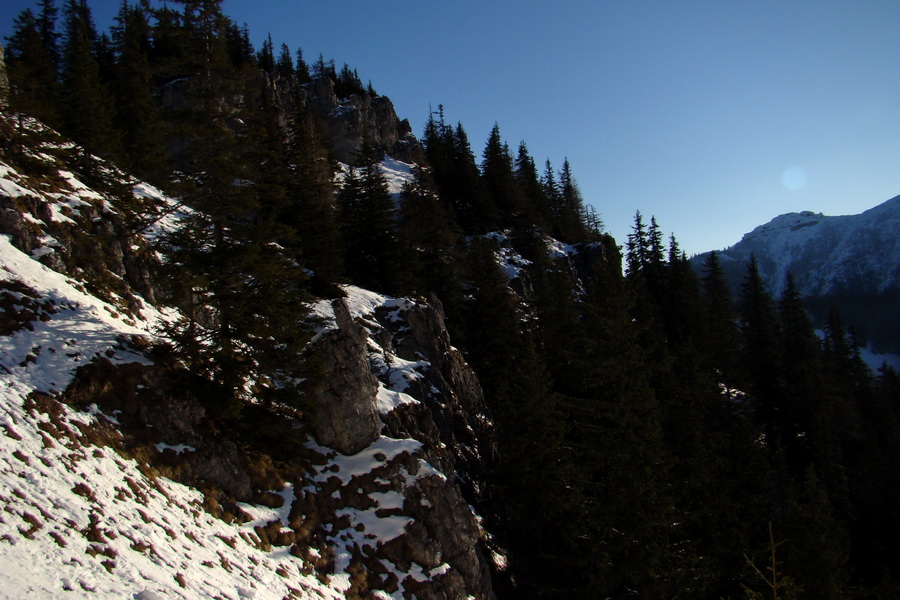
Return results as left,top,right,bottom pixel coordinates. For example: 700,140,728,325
4,0,900,255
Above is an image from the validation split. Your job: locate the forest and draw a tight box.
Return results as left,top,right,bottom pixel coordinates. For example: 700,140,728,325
4,0,900,598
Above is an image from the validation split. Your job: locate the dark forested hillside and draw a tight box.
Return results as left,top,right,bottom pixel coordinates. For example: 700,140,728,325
3,1,900,598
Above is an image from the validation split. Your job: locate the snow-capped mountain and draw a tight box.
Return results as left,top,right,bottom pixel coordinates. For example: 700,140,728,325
692,194,900,353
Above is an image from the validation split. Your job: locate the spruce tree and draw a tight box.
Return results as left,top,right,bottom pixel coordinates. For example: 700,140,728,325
700,250,741,382
282,88,342,282
4,8,61,125
568,241,676,598
481,123,518,218
256,33,274,73
337,139,405,294
275,42,293,77
110,0,168,182
159,43,311,415
60,0,120,157
738,255,784,445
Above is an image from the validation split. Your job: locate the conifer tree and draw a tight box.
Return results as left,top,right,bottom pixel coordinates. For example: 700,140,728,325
256,33,274,73
159,41,311,415
59,0,120,157
294,47,310,83
776,273,825,466
275,42,293,77
700,250,741,381
460,237,577,597
481,123,518,218
337,139,405,294
281,88,342,282
4,8,61,124
568,241,676,598
555,158,588,242
398,165,460,300
738,255,784,445
513,141,552,229
111,0,168,182
37,0,61,69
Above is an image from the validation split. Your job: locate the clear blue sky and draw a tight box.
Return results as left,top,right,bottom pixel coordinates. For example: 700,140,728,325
4,0,900,255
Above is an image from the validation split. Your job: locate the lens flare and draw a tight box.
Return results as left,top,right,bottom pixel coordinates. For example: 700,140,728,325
782,166,807,191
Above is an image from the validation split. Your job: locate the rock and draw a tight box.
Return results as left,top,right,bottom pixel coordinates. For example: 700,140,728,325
302,76,423,165
0,45,9,109
311,299,381,454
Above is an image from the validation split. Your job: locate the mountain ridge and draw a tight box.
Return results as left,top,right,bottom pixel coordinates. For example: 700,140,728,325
692,193,900,352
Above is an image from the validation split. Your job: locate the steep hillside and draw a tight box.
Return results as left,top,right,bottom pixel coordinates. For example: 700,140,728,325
0,115,496,599
692,194,900,353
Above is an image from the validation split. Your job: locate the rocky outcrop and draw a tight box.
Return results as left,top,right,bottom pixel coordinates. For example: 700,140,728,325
0,45,9,109
371,296,494,485
302,76,423,165
310,298,381,455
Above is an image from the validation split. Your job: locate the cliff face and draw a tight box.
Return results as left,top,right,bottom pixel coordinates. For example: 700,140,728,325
298,76,424,165
0,113,495,599
161,70,424,167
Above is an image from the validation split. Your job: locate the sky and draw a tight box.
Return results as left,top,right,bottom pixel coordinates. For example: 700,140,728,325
3,0,900,255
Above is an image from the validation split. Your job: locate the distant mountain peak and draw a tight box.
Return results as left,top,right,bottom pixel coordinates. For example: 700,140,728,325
692,194,900,353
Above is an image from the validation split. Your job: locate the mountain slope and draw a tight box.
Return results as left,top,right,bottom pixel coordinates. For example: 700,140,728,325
0,115,496,599
692,194,900,353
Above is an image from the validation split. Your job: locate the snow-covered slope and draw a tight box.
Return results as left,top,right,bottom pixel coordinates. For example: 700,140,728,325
0,120,493,599
695,194,900,297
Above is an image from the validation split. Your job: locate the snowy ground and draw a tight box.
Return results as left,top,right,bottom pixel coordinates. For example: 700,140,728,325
1,146,465,598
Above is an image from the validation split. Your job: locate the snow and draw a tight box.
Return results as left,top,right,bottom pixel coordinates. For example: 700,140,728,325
0,164,33,198
379,157,416,195
710,195,900,297
0,236,157,394
0,134,470,598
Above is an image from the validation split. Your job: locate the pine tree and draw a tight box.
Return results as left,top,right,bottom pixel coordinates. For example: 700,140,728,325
275,42,293,77
256,33,274,73
738,255,783,444
513,141,552,230
281,87,342,282
59,0,120,157
337,139,405,294
37,0,61,69
398,165,460,299
567,242,676,598
294,47,310,83
555,158,588,242
700,250,741,382
5,8,61,125
776,273,824,467
159,45,311,415
110,0,168,182
460,237,577,598
481,123,518,219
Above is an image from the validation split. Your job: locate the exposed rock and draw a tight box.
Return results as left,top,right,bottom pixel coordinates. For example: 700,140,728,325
369,296,495,486
0,45,9,109
61,358,255,502
303,76,423,164
158,71,423,167
310,299,381,454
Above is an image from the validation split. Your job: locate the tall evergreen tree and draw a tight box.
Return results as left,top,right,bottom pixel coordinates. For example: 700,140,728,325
337,139,405,294
111,0,168,182
700,250,741,381
281,88,342,282
159,69,311,415
737,255,783,445
275,42,293,77
481,123,518,219
4,8,61,125
59,0,120,157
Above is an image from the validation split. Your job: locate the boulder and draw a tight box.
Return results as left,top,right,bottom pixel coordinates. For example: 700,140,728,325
311,299,381,454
